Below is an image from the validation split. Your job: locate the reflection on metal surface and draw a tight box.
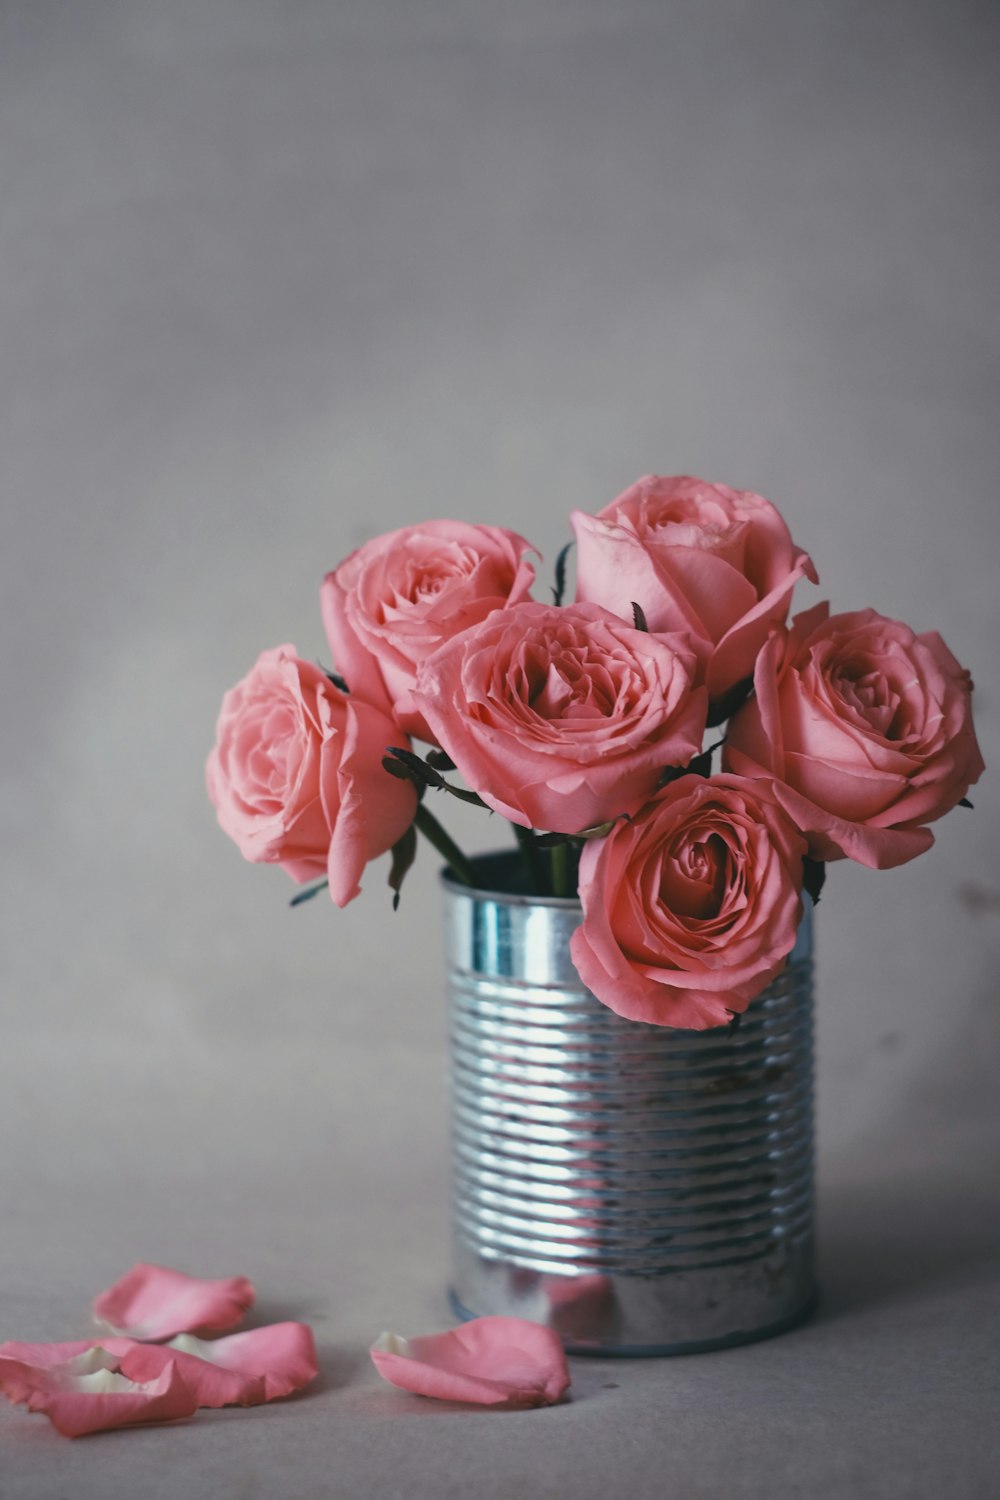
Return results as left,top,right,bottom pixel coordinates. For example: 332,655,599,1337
444,852,817,1355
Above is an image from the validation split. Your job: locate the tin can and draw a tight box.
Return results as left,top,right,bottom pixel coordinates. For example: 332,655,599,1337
444,852,817,1354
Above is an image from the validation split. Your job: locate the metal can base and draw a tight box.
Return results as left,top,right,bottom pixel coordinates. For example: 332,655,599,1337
449,1229,818,1355
449,1280,819,1357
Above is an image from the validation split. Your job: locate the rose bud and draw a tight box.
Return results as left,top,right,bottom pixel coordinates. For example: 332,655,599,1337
724,603,985,869
572,475,817,703
571,774,807,1030
321,521,538,744
206,645,417,906
411,601,707,834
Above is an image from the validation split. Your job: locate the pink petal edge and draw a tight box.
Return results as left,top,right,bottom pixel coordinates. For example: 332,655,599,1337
0,1322,318,1425
370,1316,570,1409
0,1344,197,1438
162,1322,319,1402
92,1262,256,1341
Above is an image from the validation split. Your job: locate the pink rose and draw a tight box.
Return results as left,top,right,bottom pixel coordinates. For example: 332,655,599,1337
206,645,416,906
411,601,707,833
321,521,538,743
724,603,985,869
571,475,817,702
571,774,806,1030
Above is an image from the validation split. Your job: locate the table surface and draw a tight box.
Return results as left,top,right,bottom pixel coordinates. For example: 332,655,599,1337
2,3,999,1496
1,1033,998,1500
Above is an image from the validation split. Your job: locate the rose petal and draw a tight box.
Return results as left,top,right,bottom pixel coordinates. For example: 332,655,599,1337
321,521,538,744
1,1323,318,1414
92,1263,255,1341
371,1317,570,1408
161,1323,319,1402
0,1344,197,1438
725,604,983,867
572,476,817,700
571,773,806,1029
413,601,706,834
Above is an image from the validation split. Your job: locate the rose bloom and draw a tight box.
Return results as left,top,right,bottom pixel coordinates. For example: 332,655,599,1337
724,603,985,870
206,645,416,906
411,601,707,833
571,475,817,702
321,521,537,743
570,775,807,1030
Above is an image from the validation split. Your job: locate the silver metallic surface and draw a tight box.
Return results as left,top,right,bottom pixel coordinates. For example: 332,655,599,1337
444,853,816,1354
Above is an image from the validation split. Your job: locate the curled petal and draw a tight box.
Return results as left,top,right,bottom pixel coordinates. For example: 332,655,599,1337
370,1317,570,1408
161,1323,319,1403
1,1323,318,1415
1,1339,98,1400
92,1263,255,1341
0,1344,196,1438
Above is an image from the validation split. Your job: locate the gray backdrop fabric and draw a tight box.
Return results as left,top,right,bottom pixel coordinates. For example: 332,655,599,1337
2,3,998,1496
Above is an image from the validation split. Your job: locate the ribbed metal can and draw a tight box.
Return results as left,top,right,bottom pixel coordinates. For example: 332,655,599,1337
444,853,817,1355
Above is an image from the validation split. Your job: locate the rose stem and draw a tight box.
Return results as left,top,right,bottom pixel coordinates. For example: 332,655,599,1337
413,804,479,887
550,839,572,899
513,822,547,895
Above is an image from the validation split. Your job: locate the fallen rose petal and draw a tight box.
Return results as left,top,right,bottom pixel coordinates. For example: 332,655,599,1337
1,1324,316,1411
0,1344,197,1438
370,1317,570,1408
1,1338,226,1396
1,1340,102,1402
116,1341,264,1408
160,1322,319,1402
0,1337,252,1410
92,1263,255,1341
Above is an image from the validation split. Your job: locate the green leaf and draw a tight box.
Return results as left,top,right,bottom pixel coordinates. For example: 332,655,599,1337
424,748,456,772
959,797,974,809
706,676,753,728
289,878,329,908
388,823,418,911
381,753,423,797
657,753,712,789
383,747,489,807
513,822,547,893
631,601,649,633
319,665,349,694
552,541,574,607
802,856,826,905
576,819,619,840
414,804,479,887
535,816,626,850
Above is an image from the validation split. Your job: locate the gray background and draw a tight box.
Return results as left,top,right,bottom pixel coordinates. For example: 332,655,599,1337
1,2,998,1495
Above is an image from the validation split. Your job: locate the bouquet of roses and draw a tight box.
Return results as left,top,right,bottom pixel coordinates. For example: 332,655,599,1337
207,475,983,1031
